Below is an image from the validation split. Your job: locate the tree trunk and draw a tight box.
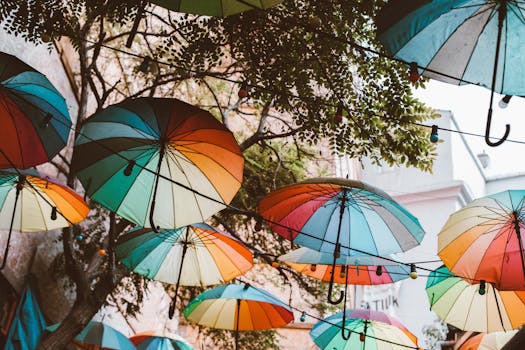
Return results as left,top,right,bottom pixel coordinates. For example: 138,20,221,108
37,270,128,349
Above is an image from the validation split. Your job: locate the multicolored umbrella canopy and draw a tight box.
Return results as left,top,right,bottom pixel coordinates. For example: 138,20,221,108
259,178,424,304
47,321,136,350
116,223,253,317
376,1,525,146
184,283,293,349
0,52,71,169
438,190,525,290
259,178,424,257
73,97,244,229
426,266,525,332
310,309,418,349
460,330,518,350
150,0,282,16
117,223,253,285
0,168,89,269
279,247,410,285
130,331,193,350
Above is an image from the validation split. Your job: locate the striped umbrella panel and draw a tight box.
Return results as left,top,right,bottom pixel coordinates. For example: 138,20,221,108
286,262,410,285
0,52,71,169
426,266,525,332
184,284,293,331
377,0,525,95
460,330,518,350
0,170,89,232
310,309,418,350
116,224,253,285
150,0,282,16
73,97,243,229
438,190,525,290
259,178,424,256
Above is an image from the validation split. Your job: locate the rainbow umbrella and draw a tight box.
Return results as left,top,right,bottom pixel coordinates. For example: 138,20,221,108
130,331,193,350
0,52,71,169
426,266,525,332
460,330,518,350
310,309,418,349
184,283,293,350
73,97,244,230
376,1,525,146
116,224,253,317
47,321,136,350
438,190,525,290
0,168,89,269
259,177,424,305
279,247,410,285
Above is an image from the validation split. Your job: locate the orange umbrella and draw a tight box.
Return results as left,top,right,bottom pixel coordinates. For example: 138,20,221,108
0,168,89,269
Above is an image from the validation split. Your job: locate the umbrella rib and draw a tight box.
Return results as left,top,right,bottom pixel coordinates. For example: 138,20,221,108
509,2,525,25
30,185,50,232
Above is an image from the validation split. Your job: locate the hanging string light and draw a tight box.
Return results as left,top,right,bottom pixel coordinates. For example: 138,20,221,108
123,160,135,176
300,311,307,322
238,81,248,98
479,280,486,295
409,264,418,279
333,104,343,124
430,125,439,143
408,62,420,83
375,265,383,276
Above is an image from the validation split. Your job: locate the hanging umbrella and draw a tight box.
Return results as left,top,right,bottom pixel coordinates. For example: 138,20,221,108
460,331,518,350
130,331,193,350
376,0,525,146
150,0,282,16
426,265,525,332
72,97,244,230
279,247,410,285
258,177,424,305
125,0,283,47
47,321,136,350
4,274,47,350
0,51,72,168
116,223,253,317
184,283,293,350
438,190,525,290
0,168,89,269
310,309,418,350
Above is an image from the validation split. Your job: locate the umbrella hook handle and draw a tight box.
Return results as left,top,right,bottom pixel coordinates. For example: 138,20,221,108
340,265,351,340
485,109,510,147
327,245,344,305
485,1,510,148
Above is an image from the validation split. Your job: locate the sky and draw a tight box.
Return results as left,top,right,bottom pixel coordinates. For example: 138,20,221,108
414,80,525,177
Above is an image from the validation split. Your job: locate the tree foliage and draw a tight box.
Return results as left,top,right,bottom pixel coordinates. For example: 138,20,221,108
0,0,438,348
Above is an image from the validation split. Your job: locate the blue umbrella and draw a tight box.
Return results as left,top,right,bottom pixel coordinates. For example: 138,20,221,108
4,274,47,350
377,0,524,146
47,321,136,350
130,332,193,350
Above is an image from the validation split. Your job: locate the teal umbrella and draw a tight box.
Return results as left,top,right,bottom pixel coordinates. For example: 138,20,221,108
47,321,136,350
4,274,47,350
377,0,525,146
